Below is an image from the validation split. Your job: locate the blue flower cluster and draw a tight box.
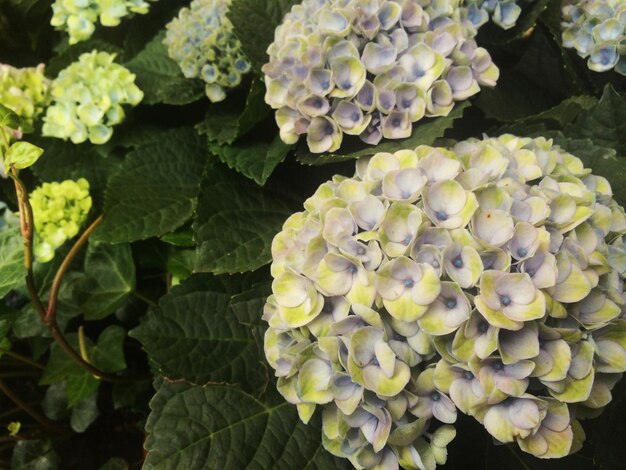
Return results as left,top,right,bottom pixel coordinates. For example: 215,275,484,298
562,0,626,75
164,0,251,103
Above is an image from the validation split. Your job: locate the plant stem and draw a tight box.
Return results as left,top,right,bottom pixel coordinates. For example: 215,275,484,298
0,379,63,433
47,215,103,322
132,291,158,308
0,349,44,370
9,170,143,384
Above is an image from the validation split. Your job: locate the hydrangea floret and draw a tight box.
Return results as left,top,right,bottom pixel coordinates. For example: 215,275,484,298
42,51,143,145
30,178,92,263
561,0,626,75
463,0,535,30
0,63,51,125
164,0,251,103
263,0,500,153
263,134,626,469
51,0,156,44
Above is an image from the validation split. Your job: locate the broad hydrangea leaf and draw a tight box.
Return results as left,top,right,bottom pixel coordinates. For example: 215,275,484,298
11,439,58,470
0,227,25,299
4,141,43,171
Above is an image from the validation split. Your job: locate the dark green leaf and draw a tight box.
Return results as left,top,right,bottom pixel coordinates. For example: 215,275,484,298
144,381,351,469
11,439,58,470
42,383,70,421
297,102,469,165
70,391,100,433
125,31,204,106
0,102,30,132
565,84,626,156
131,274,266,391
91,325,127,373
94,127,206,243
208,135,292,185
0,227,25,299
77,242,136,321
100,458,129,470
194,163,296,274
166,249,195,284
228,0,299,71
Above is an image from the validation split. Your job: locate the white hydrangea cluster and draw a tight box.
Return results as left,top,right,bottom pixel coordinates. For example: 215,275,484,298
263,0,499,153
164,0,251,103
42,51,143,145
0,63,51,125
51,0,156,44
562,0,626,75
263,134,626,469
30,178,92,263
463,0,535,30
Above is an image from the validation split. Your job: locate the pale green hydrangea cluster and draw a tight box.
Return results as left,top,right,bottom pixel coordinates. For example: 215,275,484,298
42,51,143,145
0,63,51,125
263,134,626,469
263,0,500,154
562,0,626,75
463,0,535,30
30,178,92,263
51,0,155,44
164,0,251,103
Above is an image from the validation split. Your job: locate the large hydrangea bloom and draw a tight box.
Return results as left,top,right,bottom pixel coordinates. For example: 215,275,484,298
30,178,92,263
263,134,626,468
164,0,251,103
263,0,499,153
561,0,626,75
42,51,143,145
51,0,155,44
0,63,51,125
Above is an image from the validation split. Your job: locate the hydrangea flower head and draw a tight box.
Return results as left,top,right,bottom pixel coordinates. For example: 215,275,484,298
263,0,500,153
0,63,51,125
51,0,155,44
561,0,626,75
263,134,626,468
42,51,143,145
462,0,535,30
164,0,251,103
30,178,92,263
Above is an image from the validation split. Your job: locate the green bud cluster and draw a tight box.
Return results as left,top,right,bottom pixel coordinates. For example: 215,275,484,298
30,178,92,263
51,0,155,45
164,0,251,103
0,63,51,125
263,134,626,468
562,0,626,75
42,51,143,145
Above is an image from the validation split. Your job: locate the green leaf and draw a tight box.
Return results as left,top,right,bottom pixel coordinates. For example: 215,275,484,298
0,102,28,131
296,102,469,165
11,439,58,470
194,163,296,274
94,127,206,243
125,31,204,106
228,0,299,71
100,458,129,470
144,381,351,469
0,227,25,299
160,227,194,247
198,78,270,145
65,372,99,408
4,141,43,172
91,325,127,373
70,391,100,433
230,279,271,344
166,249,195,284
209,135,292,185
131,274,266,391
565,84,626,156
76,242,136,321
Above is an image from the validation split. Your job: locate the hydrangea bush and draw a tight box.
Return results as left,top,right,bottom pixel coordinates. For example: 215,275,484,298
51,0,156,44
42,51,143,144
164,0,251,102
561,0,626,74
0,0,626,468
263,0,499,153
263,135,626,468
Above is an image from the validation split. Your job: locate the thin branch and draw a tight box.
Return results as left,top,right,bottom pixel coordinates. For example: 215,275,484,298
0,349,44,370
0,380,63,433
132,291,158,308
46,215,103,322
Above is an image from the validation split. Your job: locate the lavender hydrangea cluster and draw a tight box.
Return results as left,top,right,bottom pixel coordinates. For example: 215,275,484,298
263,0,499,153
463,0,534,30
561,0,626,75
164,0,251,103
263,134,626,469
